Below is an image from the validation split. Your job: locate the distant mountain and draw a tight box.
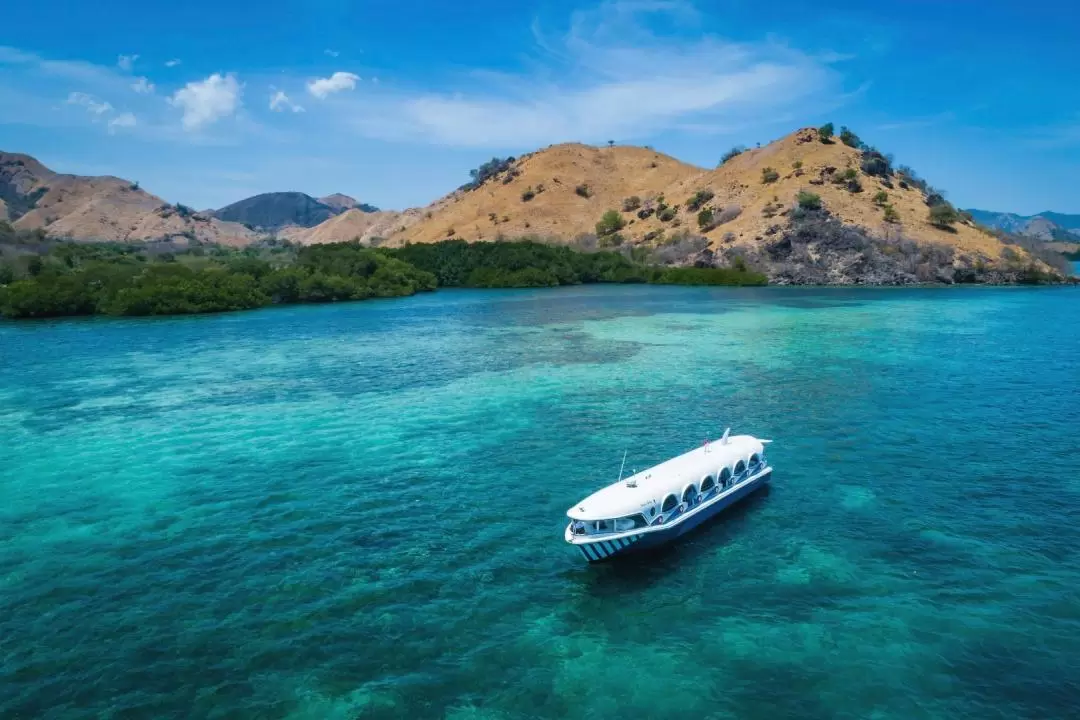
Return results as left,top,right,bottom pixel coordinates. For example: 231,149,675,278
0,151,257,246
211,191,379,230
212,192,338,230
318,193,379,214
966,208,1080,242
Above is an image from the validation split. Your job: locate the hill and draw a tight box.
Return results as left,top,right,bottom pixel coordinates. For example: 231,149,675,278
1,152,256,246
212,192,339,230
376,129,1059,284
966,208,1080,241
318,193,379,214
390,143,705,245
2,130,1069,285
282,208,422,245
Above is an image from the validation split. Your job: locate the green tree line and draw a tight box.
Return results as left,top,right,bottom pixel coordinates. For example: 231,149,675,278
0,238,767,319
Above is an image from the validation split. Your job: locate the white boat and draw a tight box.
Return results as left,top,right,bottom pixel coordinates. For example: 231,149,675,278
565,429,772,562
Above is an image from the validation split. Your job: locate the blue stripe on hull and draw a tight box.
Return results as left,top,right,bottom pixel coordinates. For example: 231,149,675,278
578,533,644,562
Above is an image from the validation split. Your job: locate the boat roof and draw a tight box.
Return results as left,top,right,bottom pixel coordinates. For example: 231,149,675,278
566,435,765,521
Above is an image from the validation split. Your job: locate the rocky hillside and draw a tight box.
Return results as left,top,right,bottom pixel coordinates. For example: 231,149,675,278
388,143,703,245
0,152,257,247
3,129,1067,284
279,208,422,245
366,128,1058,283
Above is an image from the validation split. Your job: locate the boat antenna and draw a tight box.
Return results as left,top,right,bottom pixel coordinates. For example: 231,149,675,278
617,449,628,483
721,427,731,445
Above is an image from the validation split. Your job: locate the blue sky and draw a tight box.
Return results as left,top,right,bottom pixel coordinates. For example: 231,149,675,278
1,0,1077,213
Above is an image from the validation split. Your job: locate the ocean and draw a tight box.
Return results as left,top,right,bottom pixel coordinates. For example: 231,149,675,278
2,285,1079,719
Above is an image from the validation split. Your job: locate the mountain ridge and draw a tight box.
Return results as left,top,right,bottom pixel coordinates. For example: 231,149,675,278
2,128,1070,283
966,208,1080,242
0,151,257,246
211,191,379,231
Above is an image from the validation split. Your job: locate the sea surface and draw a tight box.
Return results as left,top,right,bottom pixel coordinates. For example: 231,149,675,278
2,285,1079,720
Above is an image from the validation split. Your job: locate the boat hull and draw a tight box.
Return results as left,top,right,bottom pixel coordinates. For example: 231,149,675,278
569,468,771,563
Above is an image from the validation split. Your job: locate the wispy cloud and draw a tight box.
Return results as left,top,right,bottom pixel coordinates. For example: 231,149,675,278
131,76,155,94
324,49,340,58
165,58,181,68
117,54,138,72
168,73,242,131
67,91,113,115
269,89,304,113
326,0,846,148
108,112,137,133
307,71,360,98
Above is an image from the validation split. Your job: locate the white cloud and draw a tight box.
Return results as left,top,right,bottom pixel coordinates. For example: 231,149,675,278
324,49,340,58
117,54,138,72
269,89,304,113
168,73,242,130
108,112,137,133
131,76,155,94
67,91,113,115
165,58,181,67
307,71,360,99
334,0,845,148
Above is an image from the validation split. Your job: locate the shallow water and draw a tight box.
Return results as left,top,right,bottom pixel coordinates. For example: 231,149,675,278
2,285,1079,720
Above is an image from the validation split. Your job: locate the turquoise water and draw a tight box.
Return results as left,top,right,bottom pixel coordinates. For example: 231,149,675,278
3,285,1079,719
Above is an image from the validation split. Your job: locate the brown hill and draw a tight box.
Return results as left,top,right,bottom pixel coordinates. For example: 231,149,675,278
3,130,1063,284
386,132,997,254
657,128,1002,255
0,152,257,247
318,193,360,213
377,129,1056,282
389,143,705,245
283,208,421,245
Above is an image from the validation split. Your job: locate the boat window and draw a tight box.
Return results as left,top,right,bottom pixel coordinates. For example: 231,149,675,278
719,467,732,487
616,514,647,530
735,460,746,475
750,453,760,466
682,485,698,504
700,475,715,493
597,519,613,533
661,494,678,512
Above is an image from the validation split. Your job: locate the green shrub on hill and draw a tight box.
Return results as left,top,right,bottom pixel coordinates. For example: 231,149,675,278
797,191,822,211
929,203,961,229
596,210,626,238
818,123,834,142
839,126,862,149
697,208,715,230
719,146,746,165
463,157,515,190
